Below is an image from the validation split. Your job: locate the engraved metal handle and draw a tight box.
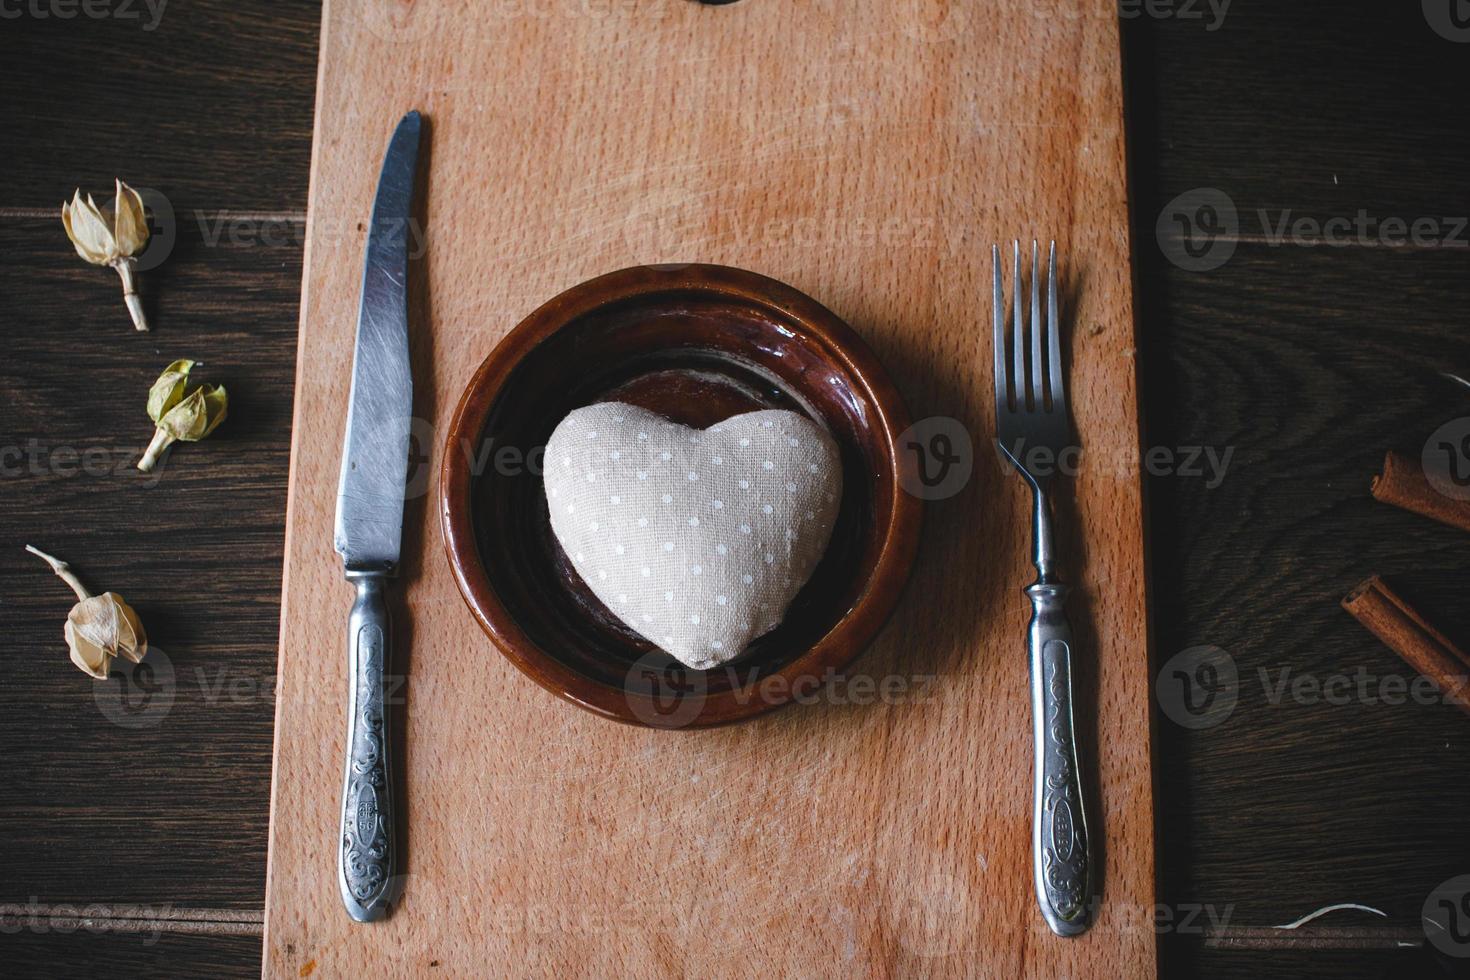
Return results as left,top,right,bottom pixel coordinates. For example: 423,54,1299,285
1027,488,1093,936
338,571,399,922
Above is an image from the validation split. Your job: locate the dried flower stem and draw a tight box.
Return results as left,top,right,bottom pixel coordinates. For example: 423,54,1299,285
112,258,148,331
138,427,173,472
25,545,91,601
137,359,227,472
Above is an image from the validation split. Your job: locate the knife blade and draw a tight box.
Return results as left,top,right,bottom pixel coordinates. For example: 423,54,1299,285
333,109,421,924
334,110,420,570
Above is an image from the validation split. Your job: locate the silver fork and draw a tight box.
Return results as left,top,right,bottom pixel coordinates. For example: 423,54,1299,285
993,240,1094,937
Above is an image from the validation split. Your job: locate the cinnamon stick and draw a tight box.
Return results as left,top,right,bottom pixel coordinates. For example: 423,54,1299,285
1342,576,1470,716
1371,450,1470,534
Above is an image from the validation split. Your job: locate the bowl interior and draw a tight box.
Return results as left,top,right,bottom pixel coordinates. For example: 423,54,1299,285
457,269,906,724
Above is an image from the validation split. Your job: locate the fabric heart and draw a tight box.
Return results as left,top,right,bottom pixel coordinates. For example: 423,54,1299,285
544,403,842,669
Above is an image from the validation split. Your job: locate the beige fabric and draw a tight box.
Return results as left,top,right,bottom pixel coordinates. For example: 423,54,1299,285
544,403,842,669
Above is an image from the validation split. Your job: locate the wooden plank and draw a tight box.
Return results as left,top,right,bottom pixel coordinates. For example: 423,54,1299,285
0,0,322,926
1139,243,1470,928
264,0,1154,975
1163,941,1430,979
1,933,262,979
0,0,319,210
1123,0,1470,225
0,218,301,907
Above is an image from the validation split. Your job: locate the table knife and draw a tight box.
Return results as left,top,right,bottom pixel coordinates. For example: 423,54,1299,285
332,109,421,923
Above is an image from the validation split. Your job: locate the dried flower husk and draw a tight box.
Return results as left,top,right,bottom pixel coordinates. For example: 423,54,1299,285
61,179,151,331
26,546,147,680
65,594,147,679
147,359,196,421
138,360,227,472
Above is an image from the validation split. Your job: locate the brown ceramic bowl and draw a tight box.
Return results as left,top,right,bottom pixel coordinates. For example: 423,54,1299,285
439,264,921,728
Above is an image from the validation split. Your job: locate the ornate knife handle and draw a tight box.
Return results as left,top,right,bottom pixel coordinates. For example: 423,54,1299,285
1027,578,1094,937
339,570,399,922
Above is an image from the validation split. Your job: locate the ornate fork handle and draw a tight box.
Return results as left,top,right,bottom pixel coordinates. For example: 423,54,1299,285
1026,487,1093,936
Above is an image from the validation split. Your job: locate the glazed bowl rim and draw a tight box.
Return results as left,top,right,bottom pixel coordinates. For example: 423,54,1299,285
438,263,922,727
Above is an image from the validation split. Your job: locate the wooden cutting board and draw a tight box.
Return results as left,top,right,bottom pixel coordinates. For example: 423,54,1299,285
264,0,1155,975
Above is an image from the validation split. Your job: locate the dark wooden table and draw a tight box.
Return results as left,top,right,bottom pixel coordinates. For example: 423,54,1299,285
2,2,1467,976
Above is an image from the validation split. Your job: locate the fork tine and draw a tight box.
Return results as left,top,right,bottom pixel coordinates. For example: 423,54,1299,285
1012,240,1024,412
1046,240,1064,413
1030,240,1043,412
993,244,1008,416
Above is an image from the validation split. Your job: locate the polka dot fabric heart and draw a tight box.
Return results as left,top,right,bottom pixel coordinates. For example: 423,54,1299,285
544,403,842,669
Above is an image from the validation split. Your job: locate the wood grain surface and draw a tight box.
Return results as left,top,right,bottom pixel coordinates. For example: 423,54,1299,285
0,215,302,909
3,0,1469,977
262,0,1154,975
0,0,320,211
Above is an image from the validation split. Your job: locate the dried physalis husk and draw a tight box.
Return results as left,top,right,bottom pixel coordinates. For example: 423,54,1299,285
138,359,228,472
61,178,151,331
26,545,147,680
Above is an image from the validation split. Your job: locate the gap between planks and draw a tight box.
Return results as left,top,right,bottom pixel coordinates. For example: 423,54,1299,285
0,903,264,937
1206,925,1422,951
0,206,305,222
1157,230,1462,251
